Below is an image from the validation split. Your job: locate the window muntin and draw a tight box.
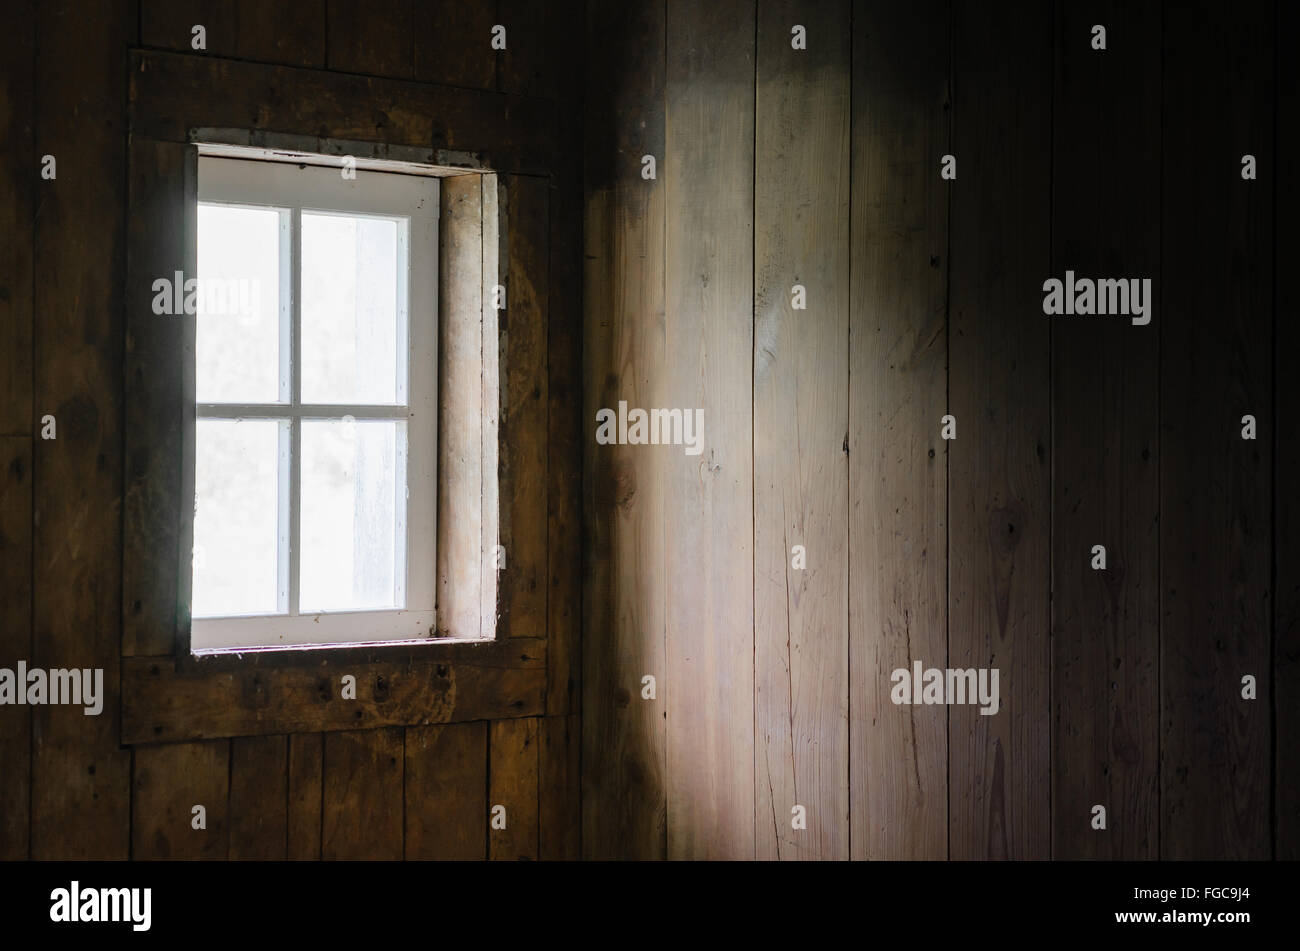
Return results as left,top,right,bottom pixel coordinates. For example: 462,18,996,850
191,156,438,651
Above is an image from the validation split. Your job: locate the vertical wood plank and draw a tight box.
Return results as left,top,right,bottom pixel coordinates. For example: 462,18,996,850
0,438,32,858
404,721,487,859
132,741,229,860
546,0,584,717
539,714,580,859
497,0,551,99
500,174,549,637
489,717,539,860
438,174,486,639
326,0,413,78
1050,0,1160,859
123,138,192,658
141,0,326,67
663,0,756,860
31,0,132,860
0,0,33,436
1160,0,1273,860
1276,0,1299,862
948,0,1052,860
581,0,667,860
287,733,323,860
849,0,950,860
321,729,404,860
413,0,498,90
228,734,288,860
753,0,850,861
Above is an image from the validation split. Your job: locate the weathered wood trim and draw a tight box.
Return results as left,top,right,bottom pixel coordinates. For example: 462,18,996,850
128,49,558,176
122,638,546,744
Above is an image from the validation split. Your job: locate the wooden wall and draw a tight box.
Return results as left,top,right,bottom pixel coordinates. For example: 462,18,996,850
583,0,1291,859
0,0,582,860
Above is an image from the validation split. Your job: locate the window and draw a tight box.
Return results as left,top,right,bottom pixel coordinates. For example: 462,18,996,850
191,155,439,651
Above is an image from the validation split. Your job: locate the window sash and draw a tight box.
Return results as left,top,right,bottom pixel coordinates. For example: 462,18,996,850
191,156,438,651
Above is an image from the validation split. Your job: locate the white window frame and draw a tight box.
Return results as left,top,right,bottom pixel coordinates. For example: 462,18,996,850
192,155,439,651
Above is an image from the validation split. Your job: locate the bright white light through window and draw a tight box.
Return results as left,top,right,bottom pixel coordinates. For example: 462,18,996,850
191,156,438,651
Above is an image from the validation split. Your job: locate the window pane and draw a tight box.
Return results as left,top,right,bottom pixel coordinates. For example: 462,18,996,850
300,419,405,612
301,213,404,404
196,204,283,403
193,419,284,618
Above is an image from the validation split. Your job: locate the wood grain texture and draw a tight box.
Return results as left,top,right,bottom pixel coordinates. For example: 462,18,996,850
499,174,549,639
122,643,545,744
141,0,325,67
848,0,950,860
1050,0,1160,859
0,438,32,858
326,0,413,78
1277,0,1299,862
947,0,1052,860
438,174,487,639
0,0,33,436
413,0,498,90
287,733,323,859
489,717,539,859
129,49,557,176
663,0,756,860
481,176,503,639
581,0,667,860
546,0,584,717
404,721,487,859
322,728,404,860
31,0,132,860
1160,0,1273,860
497,0,550,99
538,714,580,859
123,138,192,657
229,734,288,859
132,740,229,859
753,0,850,861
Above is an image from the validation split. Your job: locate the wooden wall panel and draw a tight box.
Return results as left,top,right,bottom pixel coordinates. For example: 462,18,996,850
404,721,487,860
123,138,192,658
947,0,1052,860
287,733,323,860
413,1,498,90
753,0,850,861
546,0,584,717
538,715,580,860
1277,0,1299,862
848,0,950,860
229,735,288,860
132,740,229,859
0,438,32,859
321,729,404,860
500,175,549,639
581,0,667,860
489,717,539,860
141,0,325,67
1160,0,1273,860
326,0,413,78
498,0,550,99
663,0,756,861
30,0,132,861
0,0,33,437
1049,0,1161,860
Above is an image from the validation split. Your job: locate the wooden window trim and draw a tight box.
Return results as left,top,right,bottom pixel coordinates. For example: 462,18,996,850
122,50,554,744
